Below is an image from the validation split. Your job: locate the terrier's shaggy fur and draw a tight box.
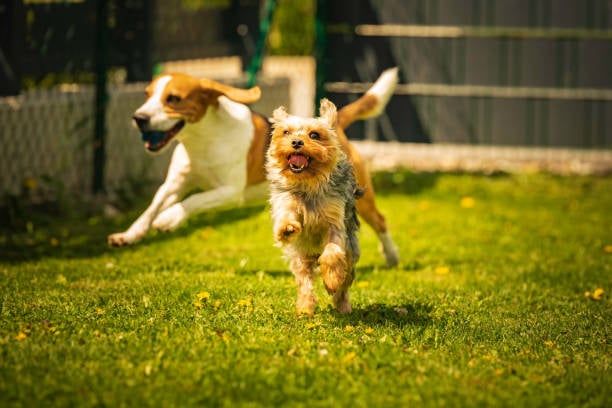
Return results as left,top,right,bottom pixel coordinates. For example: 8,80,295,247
266,99,362,315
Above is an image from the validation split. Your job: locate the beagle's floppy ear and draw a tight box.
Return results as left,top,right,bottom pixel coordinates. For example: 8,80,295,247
318,98,337,127
199,79,261,104
272,106,290,123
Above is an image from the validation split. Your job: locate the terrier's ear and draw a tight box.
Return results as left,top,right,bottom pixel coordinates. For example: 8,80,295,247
318,98,337,126
272,106,290,123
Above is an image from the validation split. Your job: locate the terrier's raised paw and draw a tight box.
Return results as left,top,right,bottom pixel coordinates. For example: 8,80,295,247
275,221,302,243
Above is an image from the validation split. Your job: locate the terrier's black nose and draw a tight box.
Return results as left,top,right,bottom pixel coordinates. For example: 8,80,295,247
291,139,304,149
133,113,150,130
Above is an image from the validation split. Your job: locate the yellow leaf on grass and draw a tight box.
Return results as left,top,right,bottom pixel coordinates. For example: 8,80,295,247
237,295,253,307
342,352,357,364
344,325,355,332
15,332,27,341
592,288,604,300
197,292,210,301
585,288,605,301
460,196,476,208
435,266,450,275
356,281,369,288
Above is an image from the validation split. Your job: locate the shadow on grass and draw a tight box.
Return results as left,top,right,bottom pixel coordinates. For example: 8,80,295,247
334,301,433,328
371,170,510,196
0,204,266,263
2,170,504,264
356,261,423,275
371,171,439,196
237,269,293,278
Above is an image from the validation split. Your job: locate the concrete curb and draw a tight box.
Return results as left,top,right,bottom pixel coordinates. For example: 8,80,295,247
353,141,612,176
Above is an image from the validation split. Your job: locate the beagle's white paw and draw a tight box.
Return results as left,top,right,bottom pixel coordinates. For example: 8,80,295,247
152,204,187,231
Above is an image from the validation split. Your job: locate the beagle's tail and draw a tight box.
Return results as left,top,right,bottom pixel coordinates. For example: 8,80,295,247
336,67,399,130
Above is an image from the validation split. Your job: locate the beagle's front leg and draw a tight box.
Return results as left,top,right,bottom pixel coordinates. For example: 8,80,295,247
108,181,181,246
151,185,243,232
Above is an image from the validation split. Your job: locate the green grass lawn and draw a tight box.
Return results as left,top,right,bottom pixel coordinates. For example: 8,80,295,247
1,172,610,407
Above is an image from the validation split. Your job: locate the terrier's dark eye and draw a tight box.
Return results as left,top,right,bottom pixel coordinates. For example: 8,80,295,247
283,130,291,135
309,132,320,140
166,94,181,104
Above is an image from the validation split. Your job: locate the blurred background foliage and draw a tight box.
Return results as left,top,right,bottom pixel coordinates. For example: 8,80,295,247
15,0,314,91
268,0,315,55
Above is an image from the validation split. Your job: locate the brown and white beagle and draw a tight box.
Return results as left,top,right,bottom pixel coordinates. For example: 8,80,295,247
108,69,399,267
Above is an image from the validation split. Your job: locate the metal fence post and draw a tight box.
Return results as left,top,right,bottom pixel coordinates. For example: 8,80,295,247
93,0,109,194
245,0,276,88
314,0,328,113
0,0,24,96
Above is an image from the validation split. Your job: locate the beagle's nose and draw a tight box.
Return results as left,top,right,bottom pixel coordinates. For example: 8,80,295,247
133,113,150,130
291,139,304,149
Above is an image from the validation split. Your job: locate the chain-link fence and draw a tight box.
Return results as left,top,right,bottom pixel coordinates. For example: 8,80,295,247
0,66,290,203
0,0,278,205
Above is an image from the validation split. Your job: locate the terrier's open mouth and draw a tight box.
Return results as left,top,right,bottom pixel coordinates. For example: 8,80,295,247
287,153,310,173
141,120,185,152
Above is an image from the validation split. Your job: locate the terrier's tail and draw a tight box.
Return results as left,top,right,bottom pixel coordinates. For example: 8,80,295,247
336,67,399,130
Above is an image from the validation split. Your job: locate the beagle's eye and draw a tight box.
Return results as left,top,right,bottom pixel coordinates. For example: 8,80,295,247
166,94,181,104
309,131,320,140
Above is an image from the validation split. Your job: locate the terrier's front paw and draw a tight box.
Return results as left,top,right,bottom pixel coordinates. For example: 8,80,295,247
275,221,302,243
152,205,187,231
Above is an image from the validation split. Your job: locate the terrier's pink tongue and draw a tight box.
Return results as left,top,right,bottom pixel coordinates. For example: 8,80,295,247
288,154,308,168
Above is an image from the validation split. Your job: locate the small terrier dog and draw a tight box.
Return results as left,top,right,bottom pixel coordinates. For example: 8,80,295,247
266,99,362,315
